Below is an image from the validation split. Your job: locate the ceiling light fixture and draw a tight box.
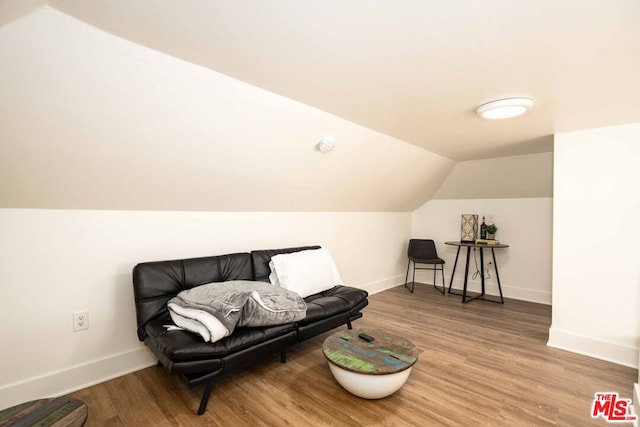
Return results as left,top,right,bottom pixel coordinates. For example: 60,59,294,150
476,97,535,120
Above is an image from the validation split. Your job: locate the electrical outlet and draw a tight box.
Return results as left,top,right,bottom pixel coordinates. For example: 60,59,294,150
73,311,89,332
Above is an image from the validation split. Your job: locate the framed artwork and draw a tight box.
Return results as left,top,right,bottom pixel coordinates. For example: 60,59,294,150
461,214,478,242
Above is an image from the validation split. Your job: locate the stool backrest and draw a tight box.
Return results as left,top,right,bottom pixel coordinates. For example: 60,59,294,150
408,239,438,259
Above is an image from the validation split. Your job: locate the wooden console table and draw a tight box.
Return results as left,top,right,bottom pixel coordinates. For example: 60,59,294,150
445,241,509,304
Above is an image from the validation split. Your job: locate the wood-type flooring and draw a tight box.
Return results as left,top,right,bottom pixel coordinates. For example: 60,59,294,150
70,283,637,426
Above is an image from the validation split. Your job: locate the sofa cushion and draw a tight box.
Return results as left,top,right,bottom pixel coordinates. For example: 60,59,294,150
144,314,296,361
301,286,369,324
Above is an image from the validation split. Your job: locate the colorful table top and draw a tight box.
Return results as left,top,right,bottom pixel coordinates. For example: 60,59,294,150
322,328,419,375
0,397,87,427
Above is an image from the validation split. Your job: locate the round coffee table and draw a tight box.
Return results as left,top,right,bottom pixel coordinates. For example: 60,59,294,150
0,397,88,426
322,328,419,399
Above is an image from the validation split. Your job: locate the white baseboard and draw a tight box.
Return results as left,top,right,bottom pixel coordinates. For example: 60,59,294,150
448,278,551,305
362,275,404,295
0,276,554,413
0,278,404,411
365,274,552,304
547,327,639,369
0,346,156,411
365,275,551,305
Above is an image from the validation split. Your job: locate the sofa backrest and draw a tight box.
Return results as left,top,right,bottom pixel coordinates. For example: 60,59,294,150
133,252,253,340
132,245,322,341
250,245,321,282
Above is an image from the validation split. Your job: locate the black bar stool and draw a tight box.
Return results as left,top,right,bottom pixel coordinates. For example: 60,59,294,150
404,239,445,294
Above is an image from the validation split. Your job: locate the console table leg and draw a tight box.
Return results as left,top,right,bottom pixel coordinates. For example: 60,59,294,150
462,247,471,303
479,248,485,297
491,248,505,304
448,247,461,293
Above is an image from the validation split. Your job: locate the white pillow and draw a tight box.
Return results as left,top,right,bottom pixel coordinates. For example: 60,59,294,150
268,260,281,287
269,248,343,298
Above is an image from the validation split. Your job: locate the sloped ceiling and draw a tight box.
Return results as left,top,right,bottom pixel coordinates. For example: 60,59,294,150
47,0,640,160
1,1,639,211
0,6,453,211
434,152,553,199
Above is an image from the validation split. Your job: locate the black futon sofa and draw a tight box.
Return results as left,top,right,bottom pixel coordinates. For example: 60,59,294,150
133,245,368,414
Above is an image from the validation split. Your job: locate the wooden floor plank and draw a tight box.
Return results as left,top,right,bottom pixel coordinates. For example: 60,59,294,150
70,284,637,426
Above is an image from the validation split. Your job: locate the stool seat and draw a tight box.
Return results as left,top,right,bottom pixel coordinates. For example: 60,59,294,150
408,256,444,264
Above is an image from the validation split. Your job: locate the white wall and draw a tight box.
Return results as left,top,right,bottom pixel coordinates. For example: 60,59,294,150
0,208,410,409
412,198,553,304
412,153,554,304
549,123,640,368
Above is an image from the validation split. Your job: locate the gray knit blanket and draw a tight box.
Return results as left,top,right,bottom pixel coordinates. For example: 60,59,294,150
167,280,307,343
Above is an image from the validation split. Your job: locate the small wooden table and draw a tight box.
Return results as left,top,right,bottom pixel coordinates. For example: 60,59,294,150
0,397,88,427
445,241,509,304
322,328,418,399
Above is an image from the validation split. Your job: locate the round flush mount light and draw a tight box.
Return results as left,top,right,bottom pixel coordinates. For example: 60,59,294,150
476,97,535,119
316,135,335,153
